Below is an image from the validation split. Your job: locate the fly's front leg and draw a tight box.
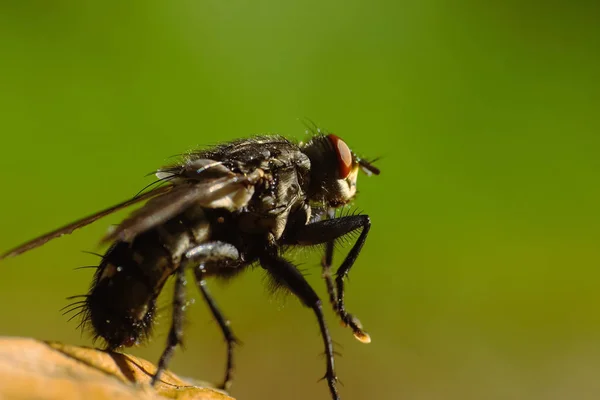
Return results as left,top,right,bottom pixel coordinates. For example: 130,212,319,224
189,241,241,390
284,215,372,344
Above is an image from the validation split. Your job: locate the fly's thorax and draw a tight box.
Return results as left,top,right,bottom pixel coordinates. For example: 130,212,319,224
301,134,360,207
239,159,309,241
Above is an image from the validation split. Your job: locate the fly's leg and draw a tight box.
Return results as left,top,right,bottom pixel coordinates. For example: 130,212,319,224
189,242,241,390
283,215,372,344
152,254,188,385
322,240,338,315
195,276,239,390
260,252,339,400
321,209,339,317
152,241,241,389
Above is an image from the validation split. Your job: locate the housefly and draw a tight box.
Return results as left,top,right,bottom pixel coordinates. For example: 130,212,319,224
1,125,380,400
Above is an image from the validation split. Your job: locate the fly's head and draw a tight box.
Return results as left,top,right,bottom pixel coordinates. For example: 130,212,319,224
301,134,380,208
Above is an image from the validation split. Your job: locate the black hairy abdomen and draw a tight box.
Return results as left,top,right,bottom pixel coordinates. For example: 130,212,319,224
86,207,210,349
86,232,171,349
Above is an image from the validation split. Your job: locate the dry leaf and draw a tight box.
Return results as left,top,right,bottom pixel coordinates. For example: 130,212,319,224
0,337,234,400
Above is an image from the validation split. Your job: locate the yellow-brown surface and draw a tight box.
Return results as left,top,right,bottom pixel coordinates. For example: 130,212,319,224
0,337,234,400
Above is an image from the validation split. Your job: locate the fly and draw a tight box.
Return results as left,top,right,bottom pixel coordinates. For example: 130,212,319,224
1,125,380,400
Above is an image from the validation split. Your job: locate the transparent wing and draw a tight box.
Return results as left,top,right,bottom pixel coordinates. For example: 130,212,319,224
101,169,262,244
0,185,173,259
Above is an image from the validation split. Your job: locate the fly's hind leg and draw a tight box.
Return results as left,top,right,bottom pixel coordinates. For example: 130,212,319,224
152,241,241,390
152,252,189,386
188,241,241,390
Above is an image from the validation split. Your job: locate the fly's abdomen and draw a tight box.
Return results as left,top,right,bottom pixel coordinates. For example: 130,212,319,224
86,205,211,349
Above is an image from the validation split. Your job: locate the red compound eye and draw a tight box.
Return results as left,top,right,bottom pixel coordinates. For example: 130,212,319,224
327,134,353,178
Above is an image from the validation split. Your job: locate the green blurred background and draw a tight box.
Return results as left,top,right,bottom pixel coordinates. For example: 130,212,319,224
1,1,599,399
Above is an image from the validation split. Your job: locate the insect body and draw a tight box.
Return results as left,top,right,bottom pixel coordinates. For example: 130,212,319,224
1,130,379,400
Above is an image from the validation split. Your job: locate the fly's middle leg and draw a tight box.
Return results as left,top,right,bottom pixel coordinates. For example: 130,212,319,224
260,252,340,400
320,209,340,320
